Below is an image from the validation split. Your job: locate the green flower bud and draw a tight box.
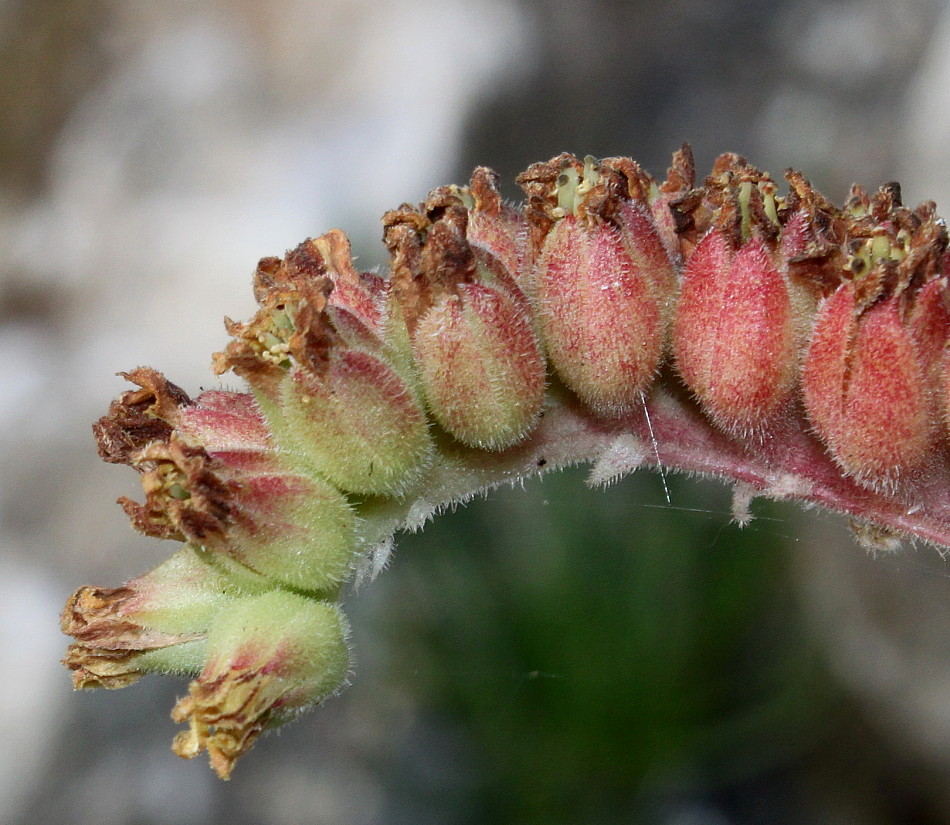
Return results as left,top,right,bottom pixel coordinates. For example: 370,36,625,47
171,591,349,779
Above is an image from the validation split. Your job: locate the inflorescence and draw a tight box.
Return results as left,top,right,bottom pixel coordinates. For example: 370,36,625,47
63,147,950,778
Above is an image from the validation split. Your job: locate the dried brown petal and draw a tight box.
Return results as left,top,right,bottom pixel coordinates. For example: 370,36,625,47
93,367,190,465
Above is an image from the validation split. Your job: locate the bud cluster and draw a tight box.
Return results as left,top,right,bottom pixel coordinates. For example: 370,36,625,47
64,146,950,778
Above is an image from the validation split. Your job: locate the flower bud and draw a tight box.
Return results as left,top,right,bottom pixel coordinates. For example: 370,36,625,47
599,155,680,311
97,372,359,593
802,183,949,489
61,545,248,689
385,195,546,448
908,277,950,387
174,389,271,453
519,154,671,415
413,277,545,449
667,157,858,437
908,276,950,439
673,231,797,435
278,351,434,493
538,217,663,414
214,232,433,495
171,591,349,780
942,345,950,437
804,283,930,489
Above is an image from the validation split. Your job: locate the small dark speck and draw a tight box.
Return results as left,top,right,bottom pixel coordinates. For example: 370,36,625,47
537,458,547,467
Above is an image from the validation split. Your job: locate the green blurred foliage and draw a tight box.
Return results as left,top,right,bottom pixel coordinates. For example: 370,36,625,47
374,467,835,823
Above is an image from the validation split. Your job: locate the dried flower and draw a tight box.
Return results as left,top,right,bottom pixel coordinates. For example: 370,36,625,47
171,590,349,780
62,545,251,689
214,231,433,495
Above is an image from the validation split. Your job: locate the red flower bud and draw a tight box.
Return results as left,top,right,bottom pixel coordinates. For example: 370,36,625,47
908,277,950,388
413,276,545,448
522,155,671,415
803,284,931,489
673,231,797,435
536,215,664,413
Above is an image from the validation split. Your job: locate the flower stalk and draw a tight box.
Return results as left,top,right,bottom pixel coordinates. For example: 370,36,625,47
64,146,950,777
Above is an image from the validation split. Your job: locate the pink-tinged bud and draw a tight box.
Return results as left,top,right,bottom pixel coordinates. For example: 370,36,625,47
278,350,434,494
803,284,931,489
174,389,271,453
536,214,663,414
942,346,950,436
413,278,545,449
384,193,545,448
908,277,950,387
616,198,678,319
171,591,349,780
61,545,248,689
520,155,668,415
214,232,434,496
96,372,360,593
907,277,950,443
802,283,853,437
673,231,797,434
597,155,680,311
802,183,948,489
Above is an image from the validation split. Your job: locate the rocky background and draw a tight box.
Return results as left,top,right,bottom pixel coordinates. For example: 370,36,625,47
4,1,950,822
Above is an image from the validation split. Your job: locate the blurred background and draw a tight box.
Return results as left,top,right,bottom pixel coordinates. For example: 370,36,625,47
4,0,950,822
